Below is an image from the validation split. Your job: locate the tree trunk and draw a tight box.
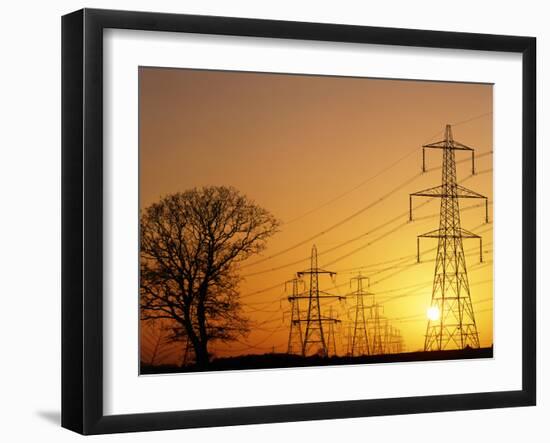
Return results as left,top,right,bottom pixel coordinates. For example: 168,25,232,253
196,299,209,367
195,271,211,368
194,340,209,368
181,303,205,367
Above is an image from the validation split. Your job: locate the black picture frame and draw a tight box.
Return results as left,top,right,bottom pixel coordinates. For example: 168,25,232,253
62,8,536,435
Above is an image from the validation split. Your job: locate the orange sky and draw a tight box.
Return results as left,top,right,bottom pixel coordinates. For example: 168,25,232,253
139,67,493,365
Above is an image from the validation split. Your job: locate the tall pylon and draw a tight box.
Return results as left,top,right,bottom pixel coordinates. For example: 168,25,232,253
296,245,342,356
410,124,488,351
348,274,372,356
286,278,305,355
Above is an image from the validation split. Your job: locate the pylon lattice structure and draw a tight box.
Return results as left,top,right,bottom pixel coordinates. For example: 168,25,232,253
345,324,353,356
294,245,343,356
286,278,305,355
368,303,385,355
410,124,488,351
325,306,339,357
347,274,373,356
383,325,404,354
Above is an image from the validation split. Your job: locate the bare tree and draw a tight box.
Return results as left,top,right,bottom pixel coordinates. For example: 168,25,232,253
140,186,280,367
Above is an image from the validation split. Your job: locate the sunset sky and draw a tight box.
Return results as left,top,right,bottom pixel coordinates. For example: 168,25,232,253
139,67,493,365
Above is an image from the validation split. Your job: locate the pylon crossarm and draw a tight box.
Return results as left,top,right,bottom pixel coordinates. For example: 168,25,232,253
346,291,373,296
290,295,339,300
422,136,478,174
409,185,446,220
410,185,444,220
412,184,486,199
422,140,447,149
452,141,476,151
411,186,488,222
456,184,487,199
411,184,445,197
297,269,335,276
418,228,442,238
318,290,343,298
416,229,440,262
294,318,339,323
455,188,490,222
422,140,474,151
350,275,370,286
459,227,481,238
459,229,484,263
421,142,464,172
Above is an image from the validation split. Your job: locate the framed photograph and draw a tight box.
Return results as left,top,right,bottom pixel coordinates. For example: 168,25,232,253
62,8,536,435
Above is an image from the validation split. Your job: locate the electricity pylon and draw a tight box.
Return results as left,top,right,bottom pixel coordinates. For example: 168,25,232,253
348,274,372,356
295,245,342,356
325,306,339,357
393,328,404,354
286,278,305,355
410,124,488,351
384,325,403,354
345,323,353,356
368,302,385,355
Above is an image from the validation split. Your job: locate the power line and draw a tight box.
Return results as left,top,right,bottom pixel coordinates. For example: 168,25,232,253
370,245,493,295
242,305,283,314
243,190,434,278
325,201,492,271
420,112,492,146
370,223,492,289
241,172,423,270
364,247,493,280
380,275,493,305
239,225,490,305
227,330,286,352
452,111,492,128
244,189,451,279
394,307,493,324
283,146,420,225
242,157,493,276
239,217,492,301
321,220,410,268
240,175,492,300
240,281,286,299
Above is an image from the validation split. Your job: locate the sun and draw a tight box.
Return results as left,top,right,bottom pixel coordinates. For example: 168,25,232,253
427,306,440,321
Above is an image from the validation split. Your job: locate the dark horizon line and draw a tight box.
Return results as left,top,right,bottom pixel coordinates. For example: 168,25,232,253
140,346,494,376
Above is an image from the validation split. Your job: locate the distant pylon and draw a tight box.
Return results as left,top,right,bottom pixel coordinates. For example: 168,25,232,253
383,324,403,354
348,274,372,356
296,245,342,356
368,302,385,355
286,278,305,355
325,306,339,357
382,322,390,354
410,124,488,351
388,327,404,354
345,323,353,356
